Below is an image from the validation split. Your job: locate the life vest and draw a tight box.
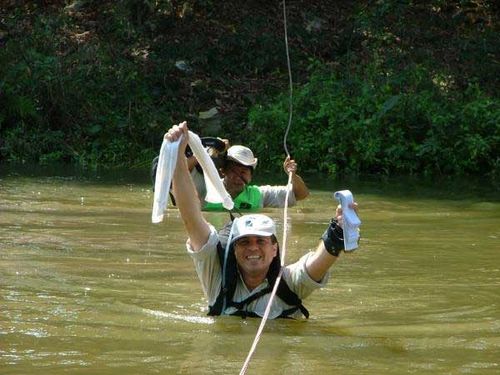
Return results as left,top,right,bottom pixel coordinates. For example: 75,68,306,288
203,185,262,211
207,222,310,319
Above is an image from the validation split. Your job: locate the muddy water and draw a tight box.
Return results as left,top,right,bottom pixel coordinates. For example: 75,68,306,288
1,172,499,374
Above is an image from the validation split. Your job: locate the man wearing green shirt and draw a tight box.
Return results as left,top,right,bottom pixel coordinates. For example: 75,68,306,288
203,144,309,211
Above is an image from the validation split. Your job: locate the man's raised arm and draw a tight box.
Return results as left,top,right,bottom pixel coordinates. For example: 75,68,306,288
167,122,211,251
305,203,359,282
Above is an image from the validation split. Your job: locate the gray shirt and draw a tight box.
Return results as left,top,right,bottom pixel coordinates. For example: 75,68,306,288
258,184,297,208
187,225,328,319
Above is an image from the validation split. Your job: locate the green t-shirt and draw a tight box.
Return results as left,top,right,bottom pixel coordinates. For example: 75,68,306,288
203,185,262,211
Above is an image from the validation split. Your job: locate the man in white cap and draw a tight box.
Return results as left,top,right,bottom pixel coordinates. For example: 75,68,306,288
166,121,359,319
203,144,309,211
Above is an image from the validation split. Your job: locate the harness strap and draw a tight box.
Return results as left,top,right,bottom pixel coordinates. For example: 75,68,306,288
229,308,298,320
276,276,310,318
207,240,232,316
229,287,273,310
208,259,309,319
228,281,309,317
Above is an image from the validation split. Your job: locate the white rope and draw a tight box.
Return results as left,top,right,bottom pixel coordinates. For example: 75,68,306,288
239,174,292,375
239,1,294,373
282,0,293,158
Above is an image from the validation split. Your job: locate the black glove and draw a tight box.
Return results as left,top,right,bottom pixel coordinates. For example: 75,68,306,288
321,218,344,257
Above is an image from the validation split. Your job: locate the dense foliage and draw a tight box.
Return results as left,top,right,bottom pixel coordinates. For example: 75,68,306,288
0,0,498,178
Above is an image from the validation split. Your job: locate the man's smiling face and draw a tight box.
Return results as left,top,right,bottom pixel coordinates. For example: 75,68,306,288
234,235,278,278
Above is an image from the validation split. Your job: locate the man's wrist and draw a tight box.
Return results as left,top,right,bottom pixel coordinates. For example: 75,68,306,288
321,218,344,257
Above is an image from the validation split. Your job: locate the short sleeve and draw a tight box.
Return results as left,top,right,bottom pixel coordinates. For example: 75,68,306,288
283,252,330,299
186,225,222,304
258,185,297,208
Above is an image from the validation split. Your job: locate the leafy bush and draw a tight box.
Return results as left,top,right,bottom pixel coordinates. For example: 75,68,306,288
0,4,180,167
248,63,499,178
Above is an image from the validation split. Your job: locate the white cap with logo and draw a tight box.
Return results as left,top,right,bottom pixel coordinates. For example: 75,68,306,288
226,145,258,169
230,214,276,244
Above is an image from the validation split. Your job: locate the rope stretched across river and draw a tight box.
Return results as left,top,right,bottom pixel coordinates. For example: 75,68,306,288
239,173,293,375
239,1,294,373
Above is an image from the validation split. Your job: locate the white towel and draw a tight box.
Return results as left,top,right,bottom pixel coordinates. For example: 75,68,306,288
151,136,181,223
187,131,234,210
152,131,234,224
333,190,361,251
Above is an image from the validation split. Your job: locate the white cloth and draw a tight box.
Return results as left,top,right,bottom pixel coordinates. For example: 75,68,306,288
151,131,234,223
187,131,233,210
152,136,181,223
334,190,361,251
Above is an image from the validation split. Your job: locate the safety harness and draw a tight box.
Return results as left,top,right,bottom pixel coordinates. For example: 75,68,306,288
207,222,309,319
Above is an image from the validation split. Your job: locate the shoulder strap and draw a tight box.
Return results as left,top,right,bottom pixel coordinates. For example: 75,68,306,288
266,260,310,319
208,230,238,316
276,278,310,318
207,241,226,316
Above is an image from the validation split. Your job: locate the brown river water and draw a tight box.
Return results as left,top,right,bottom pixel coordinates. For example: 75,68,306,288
1,169,499,374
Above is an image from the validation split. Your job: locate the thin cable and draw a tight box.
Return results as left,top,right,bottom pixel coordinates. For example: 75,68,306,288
282,0,293,158
239,1,294,373
239,174,292,375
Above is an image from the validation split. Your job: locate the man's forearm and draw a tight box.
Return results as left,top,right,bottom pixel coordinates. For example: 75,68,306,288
292,174,309,201
172,149,210,251
305,242,338,282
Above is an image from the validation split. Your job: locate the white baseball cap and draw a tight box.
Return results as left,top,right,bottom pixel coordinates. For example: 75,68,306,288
230,214,276,244
226,145,258,169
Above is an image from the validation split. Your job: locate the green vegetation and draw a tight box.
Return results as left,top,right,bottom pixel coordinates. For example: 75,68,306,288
0,1,498,178
250,64,498,177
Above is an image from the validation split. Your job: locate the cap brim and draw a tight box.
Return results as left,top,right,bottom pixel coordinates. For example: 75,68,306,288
230,231,273,244
227,156,258,168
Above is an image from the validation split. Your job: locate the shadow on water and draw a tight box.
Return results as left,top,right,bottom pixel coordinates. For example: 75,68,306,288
259,171,500,202
0,162,151,186
2,162,498,201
